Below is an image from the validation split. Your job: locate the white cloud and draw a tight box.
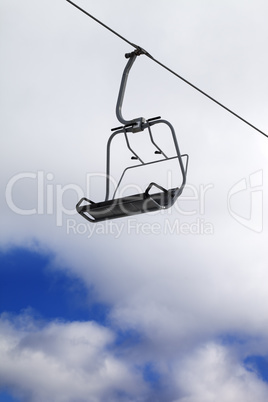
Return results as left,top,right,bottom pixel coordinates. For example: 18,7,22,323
2,314,268,402
0,313,147,402
172,343,268,402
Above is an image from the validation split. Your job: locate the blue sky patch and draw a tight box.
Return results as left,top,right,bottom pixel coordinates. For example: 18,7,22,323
219,333,247,346
0,248,109,324
143,362,161,388
244,355,268,382
0,391,20,402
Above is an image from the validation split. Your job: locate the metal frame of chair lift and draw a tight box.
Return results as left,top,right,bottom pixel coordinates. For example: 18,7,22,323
76,50,189,222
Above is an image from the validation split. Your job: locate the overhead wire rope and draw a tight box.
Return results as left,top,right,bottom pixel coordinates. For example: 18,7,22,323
66,0,268,139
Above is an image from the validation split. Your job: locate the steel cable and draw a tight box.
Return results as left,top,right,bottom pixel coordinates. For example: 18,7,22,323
66,0,268,139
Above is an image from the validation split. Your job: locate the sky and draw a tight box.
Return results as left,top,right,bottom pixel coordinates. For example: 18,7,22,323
1,0,268,401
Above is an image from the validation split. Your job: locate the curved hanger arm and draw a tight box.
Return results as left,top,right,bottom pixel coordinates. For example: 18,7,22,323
116,52,145,132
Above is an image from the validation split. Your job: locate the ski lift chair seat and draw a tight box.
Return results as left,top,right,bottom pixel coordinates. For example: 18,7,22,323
76,183,182,222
